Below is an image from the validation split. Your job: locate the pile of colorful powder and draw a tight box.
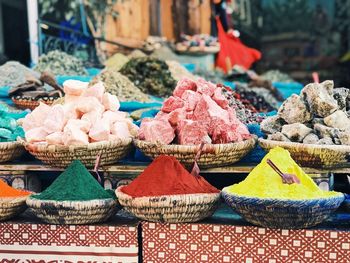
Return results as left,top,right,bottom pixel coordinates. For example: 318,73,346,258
0,179,30,198
224,147,342,199
32,160,115,201
121,155,219,197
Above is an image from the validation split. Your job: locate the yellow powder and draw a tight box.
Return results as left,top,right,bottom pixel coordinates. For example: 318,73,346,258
225,147,341,199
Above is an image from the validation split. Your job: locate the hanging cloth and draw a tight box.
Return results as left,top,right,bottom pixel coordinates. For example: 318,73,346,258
215,17,261,73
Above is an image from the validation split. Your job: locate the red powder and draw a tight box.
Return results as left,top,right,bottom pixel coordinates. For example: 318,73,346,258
121,155,219,197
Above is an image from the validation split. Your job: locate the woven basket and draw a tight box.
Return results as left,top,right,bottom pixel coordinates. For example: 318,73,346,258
116,187,220,223
134,136,257,168
222,189,344,229
24,139,133,168
0,196,28,221
0,141,25,163
12,98,59,111
259,139,350,168
26,196,119,224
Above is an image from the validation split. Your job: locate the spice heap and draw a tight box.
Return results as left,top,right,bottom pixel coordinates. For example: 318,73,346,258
261,70,295,83
121,155,219,197
261,80,350,145
0,179,30,198
21,80,138,145
120,57,177,97
235,83,279,112
32,160,114,201
0,61,40,88
9,72,64,104
224,147,341,199
0,104,25,142
90,69,151,102
166,60,197,82
34,50,88,76
138,78,251,145
104,53,129,71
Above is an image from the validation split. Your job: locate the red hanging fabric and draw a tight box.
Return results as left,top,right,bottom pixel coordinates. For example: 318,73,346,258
215,17,261,73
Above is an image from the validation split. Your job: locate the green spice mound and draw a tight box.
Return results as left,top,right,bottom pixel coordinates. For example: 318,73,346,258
32,160,115,201
120,57,176,97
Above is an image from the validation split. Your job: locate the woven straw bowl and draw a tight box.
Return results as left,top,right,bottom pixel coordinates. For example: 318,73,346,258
0,195,28,221
222,189,344,229
12,98,59,111
258,139,350,168
24,139,133,168
116,187,220,223
134,136,257,168
26,196,119,225
0,141,25,163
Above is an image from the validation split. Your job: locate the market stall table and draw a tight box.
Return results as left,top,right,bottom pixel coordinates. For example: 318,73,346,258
0,212,139,263
142,204,350,263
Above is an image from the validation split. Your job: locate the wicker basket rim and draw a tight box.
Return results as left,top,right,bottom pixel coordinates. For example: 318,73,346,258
0,195,28,202
0,141,23,148
23,138,132,151
116,186,220,201
27,196,117,207
134,135,257,151
221,188,345,203
259,138,350,152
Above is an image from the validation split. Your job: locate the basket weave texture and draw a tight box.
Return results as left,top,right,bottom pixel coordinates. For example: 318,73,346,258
259,138,350,168
116,187,220,223
24,139,133,168
12,98,58,111
222,190,344,229
134,136,257,168
26,196,119,225
0,141,25,163
0,196,28,221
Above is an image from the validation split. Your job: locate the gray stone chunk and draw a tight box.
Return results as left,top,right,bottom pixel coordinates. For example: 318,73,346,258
301,81,338,117
303,133,319,144
338,132,350,145
312,118,324,126
324,110,350,131
333,88,349,111
316,137,334,145
278,94,312,124
260,116,284,134
313,123,340,139
267,132,290,142
281,123,313,142
322,80,335,95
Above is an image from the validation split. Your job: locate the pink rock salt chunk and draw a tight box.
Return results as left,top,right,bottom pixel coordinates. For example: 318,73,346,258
64,94,80,104
196,78,216,96
65,119,91,133
138,118,175,144
81,110,103,127
168,108,187,127
173,78,197,97
89,119,110,142
43,104,66,134
181,90,202,111
154,111,169,120
177,120,211,145
111,121,131,139
161,96,185,113
102,93,120,111
21,114,37,132
212,87,229,109
193,94,230,128
63,80,88,96
30,103,53,128
209,118,250,144
62,103,79,121
62,126,89,146
26,127,48,143
75,96,104,115
102,110,128,128
46,132,64,145
82,82,105,102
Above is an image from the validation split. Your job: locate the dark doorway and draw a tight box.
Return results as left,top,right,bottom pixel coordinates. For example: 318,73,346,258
1,0,30,65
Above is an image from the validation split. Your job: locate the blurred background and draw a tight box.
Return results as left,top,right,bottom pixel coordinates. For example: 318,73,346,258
0,0,349,86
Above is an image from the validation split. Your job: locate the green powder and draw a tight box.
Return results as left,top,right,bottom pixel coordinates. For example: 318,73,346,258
33,160,115,201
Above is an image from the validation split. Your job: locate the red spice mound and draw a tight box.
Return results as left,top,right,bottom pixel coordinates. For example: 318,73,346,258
121,155,219,197
0,179,30,198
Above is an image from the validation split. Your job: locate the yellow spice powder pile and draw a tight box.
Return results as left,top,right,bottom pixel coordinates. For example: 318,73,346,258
224,147,342,199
